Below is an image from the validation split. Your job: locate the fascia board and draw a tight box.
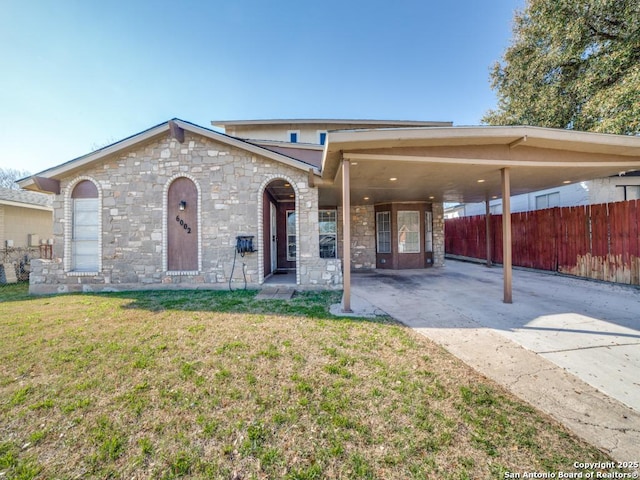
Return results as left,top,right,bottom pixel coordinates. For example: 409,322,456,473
0,199,53,211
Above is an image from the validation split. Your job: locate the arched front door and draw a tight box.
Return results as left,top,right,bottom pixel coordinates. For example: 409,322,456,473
262,179,296,278
167,177,198,271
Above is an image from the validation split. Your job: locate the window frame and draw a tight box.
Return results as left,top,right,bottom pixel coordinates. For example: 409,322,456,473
66,178,101,274
72,197,99,271
397,210,420,253
535,192,560,210
425,211,433,253
376,211,391,254
318,209,337,259
288,130,300,143
286,210,297,261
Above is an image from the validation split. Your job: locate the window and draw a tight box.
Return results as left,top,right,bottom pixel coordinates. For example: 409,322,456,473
319,209,337,258
397,211,420,253
618,185,640,200
376,211,391,253
628,186,640,200
71,180,99,271
425,211,433,253
318,131,327,145
286,210,296,261
288,130,300,143
535,192,560,209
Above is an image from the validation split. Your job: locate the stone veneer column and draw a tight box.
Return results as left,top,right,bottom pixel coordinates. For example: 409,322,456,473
432,203,445,267
337,204,376,270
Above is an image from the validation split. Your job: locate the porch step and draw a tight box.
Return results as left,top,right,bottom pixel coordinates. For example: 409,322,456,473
255,287,295,300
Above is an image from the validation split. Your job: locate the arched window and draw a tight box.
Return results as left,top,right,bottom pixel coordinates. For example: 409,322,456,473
71,180,99,271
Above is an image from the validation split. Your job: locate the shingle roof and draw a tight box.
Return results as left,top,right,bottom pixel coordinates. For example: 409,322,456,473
0,187,53,208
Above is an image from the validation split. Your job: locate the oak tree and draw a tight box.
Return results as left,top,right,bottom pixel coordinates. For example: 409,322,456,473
483,0,640,135
0,168,31,190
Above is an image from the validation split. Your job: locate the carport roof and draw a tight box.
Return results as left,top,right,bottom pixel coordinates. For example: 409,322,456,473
321,126,640,204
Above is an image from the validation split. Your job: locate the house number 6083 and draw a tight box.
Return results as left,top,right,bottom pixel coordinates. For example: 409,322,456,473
175,215,192,234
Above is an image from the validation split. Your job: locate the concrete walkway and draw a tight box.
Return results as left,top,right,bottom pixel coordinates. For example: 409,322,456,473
348,260,640,461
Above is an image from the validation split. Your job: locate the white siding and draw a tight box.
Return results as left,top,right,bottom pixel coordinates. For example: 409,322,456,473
460,176,640,216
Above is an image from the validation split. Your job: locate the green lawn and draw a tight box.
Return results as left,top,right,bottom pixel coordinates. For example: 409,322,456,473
0,284,612,479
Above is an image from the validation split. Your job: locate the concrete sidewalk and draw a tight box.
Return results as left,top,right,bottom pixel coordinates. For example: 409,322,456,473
347,260,640,461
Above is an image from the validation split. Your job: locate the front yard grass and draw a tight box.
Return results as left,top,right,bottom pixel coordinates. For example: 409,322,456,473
0,284,613,479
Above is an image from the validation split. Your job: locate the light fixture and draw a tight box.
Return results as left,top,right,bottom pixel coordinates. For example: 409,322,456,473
492,195,498,199
429,196,435,200
477,179,485,183
352,162,358,166
563,180,571,184
389,177,397,181
179,201,187,211
364,196,370,201
284,183,290,187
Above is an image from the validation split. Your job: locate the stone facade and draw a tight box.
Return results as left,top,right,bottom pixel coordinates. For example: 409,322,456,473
431,203,445,267
336,202,445,270
30,132,342,294
28,124,447,295
337,204,376,270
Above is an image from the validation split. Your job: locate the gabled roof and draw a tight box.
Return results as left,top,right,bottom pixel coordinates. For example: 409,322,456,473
0,187,53,210
18,119,321,193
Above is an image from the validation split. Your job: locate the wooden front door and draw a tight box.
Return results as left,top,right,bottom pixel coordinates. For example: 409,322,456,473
167,177,198,271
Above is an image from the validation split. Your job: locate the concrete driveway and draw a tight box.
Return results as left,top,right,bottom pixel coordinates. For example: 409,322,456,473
349,260,640,460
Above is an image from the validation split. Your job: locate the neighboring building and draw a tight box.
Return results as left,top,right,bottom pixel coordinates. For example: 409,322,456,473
0,187,53,249
453,173,640,217
0,187,53,282
17,120,640,300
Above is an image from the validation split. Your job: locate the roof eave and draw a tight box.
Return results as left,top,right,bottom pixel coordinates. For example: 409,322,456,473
321,125,640,182
0,199,53,211
18,119,321,192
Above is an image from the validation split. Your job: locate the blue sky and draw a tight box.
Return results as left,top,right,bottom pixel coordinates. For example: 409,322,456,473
0,0,524,175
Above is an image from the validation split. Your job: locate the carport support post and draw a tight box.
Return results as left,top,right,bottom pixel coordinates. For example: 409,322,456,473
485,194,492,267
501,167,513,303
342,159,353,313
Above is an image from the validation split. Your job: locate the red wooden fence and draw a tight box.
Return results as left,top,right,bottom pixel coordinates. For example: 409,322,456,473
445,200,640,285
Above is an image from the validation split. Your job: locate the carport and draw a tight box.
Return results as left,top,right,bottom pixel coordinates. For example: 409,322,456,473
320,126,640,310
